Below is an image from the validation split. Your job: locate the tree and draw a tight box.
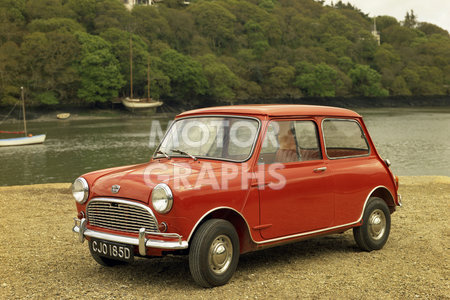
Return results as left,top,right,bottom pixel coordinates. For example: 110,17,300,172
265,65,298,98
417,22,449,37
100,29,150,98
0,1,26,43
403,10,418,29
374,15,398,32
160,49,208,103
295,62,340,97
391,76,411,96
189,2,236,51
93,0,130,33
132,5,173,45
20,30,80,104
65,0,96,31
198,54,239,103
75,32,125,103
24,0,75,20
348,64,388,97
381,25,418,46
28,17,84,33
0,41,22,104
373,44,401,72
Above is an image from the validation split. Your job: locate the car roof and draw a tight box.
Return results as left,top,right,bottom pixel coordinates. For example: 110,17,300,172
177,104,361,118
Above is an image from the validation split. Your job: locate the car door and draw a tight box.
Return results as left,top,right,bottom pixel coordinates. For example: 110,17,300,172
257,119,334,240
321,118,377,226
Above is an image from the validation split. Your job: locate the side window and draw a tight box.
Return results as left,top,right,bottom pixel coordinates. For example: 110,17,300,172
258,120,321,164
323,119,370,158
293,121,322,161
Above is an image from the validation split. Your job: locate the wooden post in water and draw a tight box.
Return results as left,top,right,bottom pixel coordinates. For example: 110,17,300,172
21,86,27,136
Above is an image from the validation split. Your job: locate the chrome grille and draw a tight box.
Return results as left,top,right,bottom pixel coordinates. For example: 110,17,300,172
87,199,158,233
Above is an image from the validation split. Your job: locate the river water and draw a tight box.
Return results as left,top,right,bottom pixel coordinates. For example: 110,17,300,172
0,107,449,186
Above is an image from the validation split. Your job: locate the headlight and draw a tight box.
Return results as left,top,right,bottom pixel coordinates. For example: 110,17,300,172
72,177,89,204
151,183,173,214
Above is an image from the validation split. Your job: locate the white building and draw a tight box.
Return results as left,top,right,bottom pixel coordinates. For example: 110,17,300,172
123,0,162,10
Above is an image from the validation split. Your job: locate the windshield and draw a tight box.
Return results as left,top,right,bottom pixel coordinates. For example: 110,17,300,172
155,116,260,161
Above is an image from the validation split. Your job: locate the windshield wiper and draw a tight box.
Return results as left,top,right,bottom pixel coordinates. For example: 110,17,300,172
171,149,197,161
156,150,171,159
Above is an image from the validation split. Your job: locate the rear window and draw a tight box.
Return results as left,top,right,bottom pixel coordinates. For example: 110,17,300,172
323,119,369,158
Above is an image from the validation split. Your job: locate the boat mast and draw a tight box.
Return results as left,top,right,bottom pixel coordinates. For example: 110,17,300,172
129,34,133,99
147,55,150,101
21,86,27,136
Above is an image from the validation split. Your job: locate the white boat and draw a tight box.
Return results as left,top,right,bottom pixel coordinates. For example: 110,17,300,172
0,87,46,147
122,97,163,110
0,134,46,147
122,36,163,113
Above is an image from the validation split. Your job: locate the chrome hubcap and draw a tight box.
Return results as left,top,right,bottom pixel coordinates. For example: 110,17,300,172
368,209,386,240
208,235,233,275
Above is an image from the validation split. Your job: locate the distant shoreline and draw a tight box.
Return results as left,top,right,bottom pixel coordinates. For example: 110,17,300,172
1,96,449,123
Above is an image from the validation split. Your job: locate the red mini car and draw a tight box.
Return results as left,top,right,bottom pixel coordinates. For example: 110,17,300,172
72,105,401,287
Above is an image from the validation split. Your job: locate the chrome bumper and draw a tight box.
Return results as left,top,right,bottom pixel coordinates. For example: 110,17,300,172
397,193,402,207
72,218,188,255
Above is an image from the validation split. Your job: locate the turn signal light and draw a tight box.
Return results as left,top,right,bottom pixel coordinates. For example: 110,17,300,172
159,222,168,232
77,211,85,219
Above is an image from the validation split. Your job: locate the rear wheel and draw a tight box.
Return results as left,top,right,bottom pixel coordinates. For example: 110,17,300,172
353,197,391,251
189,219,240,288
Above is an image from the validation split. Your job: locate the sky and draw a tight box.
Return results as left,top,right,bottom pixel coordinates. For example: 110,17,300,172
323,0,450,32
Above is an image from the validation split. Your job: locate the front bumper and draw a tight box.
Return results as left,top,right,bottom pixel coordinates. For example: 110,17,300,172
72,218,189,256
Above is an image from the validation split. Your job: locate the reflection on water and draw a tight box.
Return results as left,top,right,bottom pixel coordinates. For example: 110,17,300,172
0,116,173,186
0,107,449,186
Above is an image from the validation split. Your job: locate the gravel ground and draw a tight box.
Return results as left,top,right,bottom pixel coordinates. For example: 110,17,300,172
0,176,448,299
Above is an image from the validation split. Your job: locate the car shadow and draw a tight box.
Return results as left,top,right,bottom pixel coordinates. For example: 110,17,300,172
83,233,358,289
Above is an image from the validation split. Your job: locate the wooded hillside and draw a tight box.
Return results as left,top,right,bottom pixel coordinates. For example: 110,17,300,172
0,0,449,107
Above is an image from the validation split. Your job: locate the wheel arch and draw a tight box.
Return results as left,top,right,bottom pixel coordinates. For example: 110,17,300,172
187,207,255,254
367,186,396,214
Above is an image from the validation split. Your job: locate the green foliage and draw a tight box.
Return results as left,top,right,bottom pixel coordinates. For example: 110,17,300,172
189,2,236,51
20,30,80,104
295,62,340,97
199,54,239,103
35,91,58,105
75,31,125,103
24,0,75,20
417,22,449,37
348,64,389,97
160,49,208,102
28,17,84,33
1,0,449,106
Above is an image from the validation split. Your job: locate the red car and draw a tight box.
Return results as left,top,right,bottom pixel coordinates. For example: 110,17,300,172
72,105,401,287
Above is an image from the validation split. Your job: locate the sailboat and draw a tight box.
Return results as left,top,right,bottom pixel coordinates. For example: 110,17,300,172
0,87,46,147
121,35,163,113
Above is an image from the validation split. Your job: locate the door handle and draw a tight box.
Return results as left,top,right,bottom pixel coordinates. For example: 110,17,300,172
313,167,327,173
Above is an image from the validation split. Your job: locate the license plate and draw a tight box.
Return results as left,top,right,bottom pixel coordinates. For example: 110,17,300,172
90,238,134,262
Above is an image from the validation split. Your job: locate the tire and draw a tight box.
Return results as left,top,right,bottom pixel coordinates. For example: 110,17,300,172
189,219,240,288
353,197,391,252
88,240,128,267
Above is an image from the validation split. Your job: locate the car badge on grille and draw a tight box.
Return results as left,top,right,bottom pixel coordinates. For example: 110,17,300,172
111,185,120,193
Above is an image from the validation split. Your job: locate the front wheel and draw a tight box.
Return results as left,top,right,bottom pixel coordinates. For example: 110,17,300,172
353,197,391,251
189,219,240,288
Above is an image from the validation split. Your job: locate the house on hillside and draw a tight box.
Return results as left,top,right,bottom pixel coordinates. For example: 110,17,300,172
123,0,162,10
123,0,189,10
